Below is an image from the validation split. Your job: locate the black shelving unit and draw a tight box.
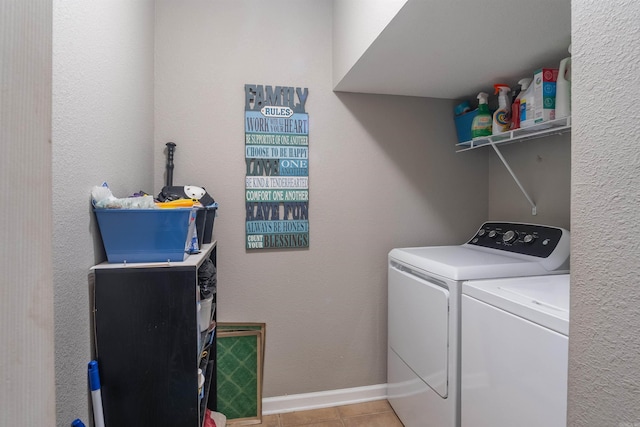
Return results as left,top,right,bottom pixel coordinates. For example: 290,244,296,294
91,242,218,427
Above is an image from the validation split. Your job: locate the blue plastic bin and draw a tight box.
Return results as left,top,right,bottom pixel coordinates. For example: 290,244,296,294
454,109,478,144
94,208,196,263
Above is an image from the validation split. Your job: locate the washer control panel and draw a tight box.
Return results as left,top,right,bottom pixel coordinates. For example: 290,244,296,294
467,222,565,258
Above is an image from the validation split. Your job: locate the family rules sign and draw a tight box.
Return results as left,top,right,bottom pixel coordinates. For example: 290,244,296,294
244,84,309,249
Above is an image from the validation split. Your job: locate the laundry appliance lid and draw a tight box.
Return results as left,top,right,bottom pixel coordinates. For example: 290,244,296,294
462,274,570,335
389,245,566,281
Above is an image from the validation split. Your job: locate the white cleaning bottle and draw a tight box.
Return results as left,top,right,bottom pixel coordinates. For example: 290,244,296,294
519,75,537,128
492,84,511,134
555,44,572,119
511,78,532,130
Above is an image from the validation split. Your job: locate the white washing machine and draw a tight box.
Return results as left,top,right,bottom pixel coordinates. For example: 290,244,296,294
388,222,570,427
461,274,570,427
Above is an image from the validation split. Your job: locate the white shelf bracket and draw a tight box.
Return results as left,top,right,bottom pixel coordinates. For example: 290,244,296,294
488,140,537,215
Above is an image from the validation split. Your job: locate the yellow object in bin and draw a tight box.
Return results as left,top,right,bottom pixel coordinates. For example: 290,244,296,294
155,198,202,209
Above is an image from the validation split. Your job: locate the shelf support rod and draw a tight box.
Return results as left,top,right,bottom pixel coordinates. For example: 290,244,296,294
488,140,537,215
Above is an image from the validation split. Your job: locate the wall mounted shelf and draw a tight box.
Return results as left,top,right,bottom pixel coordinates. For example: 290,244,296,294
456,116,571,152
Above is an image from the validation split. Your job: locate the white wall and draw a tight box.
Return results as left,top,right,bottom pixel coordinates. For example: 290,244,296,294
569,0,640,425
0,1,56,425
154,0,488,397
332,0,407,88
52,1,155,424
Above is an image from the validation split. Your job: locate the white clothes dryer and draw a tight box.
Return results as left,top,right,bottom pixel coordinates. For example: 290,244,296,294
461,274,570,427
388,222,570,427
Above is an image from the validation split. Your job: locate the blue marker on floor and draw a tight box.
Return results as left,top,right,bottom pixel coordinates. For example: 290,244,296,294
71,419,86,427
88,360,106,427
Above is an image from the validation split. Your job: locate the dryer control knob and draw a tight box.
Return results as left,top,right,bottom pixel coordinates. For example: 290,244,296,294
488,230,497,238
523,234,535,244
502,230,517,243
477,229,486,237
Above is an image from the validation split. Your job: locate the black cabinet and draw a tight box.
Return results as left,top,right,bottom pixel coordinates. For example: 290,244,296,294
91,242,217,427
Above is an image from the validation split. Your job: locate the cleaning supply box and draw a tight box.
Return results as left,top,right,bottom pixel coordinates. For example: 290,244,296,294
533,68,558,123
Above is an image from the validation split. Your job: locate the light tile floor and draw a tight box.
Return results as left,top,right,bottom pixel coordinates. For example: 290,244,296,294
229,400,404,427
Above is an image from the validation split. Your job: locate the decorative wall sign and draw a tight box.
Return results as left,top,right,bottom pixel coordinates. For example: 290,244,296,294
244,84,309,249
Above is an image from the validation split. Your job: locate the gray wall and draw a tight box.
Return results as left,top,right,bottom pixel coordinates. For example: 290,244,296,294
52,1,155,424
488,133,571,229
568,0,640,425
1,0,56,424
154,0,488,397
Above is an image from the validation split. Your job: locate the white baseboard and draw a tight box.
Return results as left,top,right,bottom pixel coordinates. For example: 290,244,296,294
262,383,388,415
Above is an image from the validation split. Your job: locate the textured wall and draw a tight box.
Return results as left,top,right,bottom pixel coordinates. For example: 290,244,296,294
0,0,56,424
154,0,488,397
52,1,155,425
569,0,640,425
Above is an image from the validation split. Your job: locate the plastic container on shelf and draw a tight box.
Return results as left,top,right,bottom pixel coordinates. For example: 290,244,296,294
198,368,205,398
492,84,511,134
454,100,472,116
471,92,493,138
199,296,213,332
94,207,197,263
511,78,532,130
519,75,537,128
454,109,479,143
555,56,571,119
195,205,217,247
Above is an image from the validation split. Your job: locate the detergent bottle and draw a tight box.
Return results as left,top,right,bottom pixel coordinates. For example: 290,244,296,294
511,78,532,130
555,44,572,119
519,75,536,128
492,84,511,134
471,92,492,138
